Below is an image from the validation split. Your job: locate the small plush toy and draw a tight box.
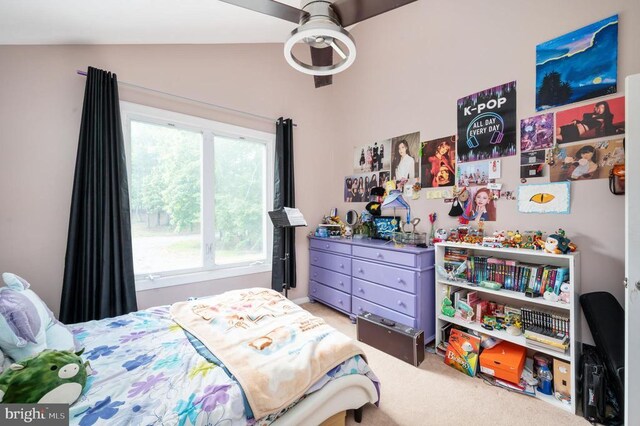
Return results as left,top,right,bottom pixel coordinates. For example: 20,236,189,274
544,233,571,254
559,283,571,304
0,349,91,404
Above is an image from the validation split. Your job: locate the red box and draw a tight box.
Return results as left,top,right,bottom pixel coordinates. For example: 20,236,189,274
479,341,526,383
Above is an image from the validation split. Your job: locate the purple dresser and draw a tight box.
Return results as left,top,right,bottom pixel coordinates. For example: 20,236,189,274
309,237,435,342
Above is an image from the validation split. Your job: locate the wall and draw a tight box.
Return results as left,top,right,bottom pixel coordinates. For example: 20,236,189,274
0,44,339,314
329,0,640,342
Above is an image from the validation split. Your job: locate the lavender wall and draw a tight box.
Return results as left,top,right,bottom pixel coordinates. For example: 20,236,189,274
328,1,640,342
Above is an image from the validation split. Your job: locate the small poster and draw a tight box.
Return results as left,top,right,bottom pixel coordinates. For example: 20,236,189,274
518,182,571,214
520,150,547,165
457,81,517,163
521,164,545,179
488,159,501,179
420,135,456,188
536,15,618,111
556,96,625,144
460,186,497,223
353,139,391,173
521,113,554,152
390,131,421,182
456,161,490,187
549,139,624,182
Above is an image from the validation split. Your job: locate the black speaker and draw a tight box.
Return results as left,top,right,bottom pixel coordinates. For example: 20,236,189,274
356,312,424,367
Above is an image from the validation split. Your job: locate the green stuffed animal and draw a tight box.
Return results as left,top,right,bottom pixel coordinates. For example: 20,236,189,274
0,349,91,404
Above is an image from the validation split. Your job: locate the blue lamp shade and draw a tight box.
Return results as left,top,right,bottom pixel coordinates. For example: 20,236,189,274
381,190,411,221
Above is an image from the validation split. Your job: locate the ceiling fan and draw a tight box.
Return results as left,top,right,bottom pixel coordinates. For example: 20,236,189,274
219,0,417,88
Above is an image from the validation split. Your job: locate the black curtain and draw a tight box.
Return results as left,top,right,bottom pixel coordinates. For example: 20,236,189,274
60,67,138,323
271,118,296,292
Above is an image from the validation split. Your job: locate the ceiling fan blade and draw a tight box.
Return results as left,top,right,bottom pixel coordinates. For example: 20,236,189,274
219,0,308,24
310,46,333,88
331,0,418,27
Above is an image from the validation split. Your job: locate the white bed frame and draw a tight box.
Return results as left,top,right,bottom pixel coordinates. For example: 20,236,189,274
272,374,378,426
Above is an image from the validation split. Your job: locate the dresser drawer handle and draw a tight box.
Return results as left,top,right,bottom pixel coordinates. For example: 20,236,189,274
397,300,405,307
313,257,318,262
313,272,318,277
312,288,317,293
358,268,364,273
339,281,344,286
397,278,404,283
358,307,363,312
325,244,330,249
376,252,383,258
358,287,364,293
338,299,343,305
339,263,344,268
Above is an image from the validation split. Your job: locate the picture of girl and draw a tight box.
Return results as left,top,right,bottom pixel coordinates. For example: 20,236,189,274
379,171,390,188
344,177,353,202
421,136,456,188
556,98,624,144
462,187,496,222
392,139,416,180
564,145,598,180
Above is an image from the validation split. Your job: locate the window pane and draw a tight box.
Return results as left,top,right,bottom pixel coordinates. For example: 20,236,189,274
129,120,202,275
214,137,266,265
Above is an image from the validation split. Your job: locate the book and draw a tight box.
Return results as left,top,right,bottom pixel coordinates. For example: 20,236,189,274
525,338,568,354
444,329,481,377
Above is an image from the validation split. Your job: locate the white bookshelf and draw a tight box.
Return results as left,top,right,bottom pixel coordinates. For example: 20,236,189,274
434,242,580,414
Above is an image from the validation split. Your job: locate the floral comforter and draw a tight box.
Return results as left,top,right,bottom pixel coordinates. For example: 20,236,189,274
68,305,378,426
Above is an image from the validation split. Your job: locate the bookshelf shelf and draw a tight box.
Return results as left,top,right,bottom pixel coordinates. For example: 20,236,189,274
436,278,571,310
434,242,580,414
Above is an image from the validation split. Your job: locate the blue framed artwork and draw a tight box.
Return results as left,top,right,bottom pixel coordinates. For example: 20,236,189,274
536,15,618,111
517,182,571,214
372,216,401,240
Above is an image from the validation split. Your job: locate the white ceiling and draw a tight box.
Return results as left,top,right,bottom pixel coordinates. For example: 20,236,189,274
0,0,305,45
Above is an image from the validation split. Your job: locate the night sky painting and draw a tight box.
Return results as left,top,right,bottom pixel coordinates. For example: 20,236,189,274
536,15,618,111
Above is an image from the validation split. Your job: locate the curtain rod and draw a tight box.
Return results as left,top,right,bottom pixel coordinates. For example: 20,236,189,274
76,70,296,127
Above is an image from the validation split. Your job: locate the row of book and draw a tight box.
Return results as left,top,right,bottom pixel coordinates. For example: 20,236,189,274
521,307,570,354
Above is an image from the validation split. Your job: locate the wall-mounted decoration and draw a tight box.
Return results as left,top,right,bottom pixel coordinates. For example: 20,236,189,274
420,135,456,188
556,96,625,144
521,150,547,166
518,182,571,214
378,171,391,189
390,131,421,181
461,186,497,223
457,81,517,163
353,139,391,174
521,164,545,179
536,15,618,111
425,189,453,200
456,161,490,187
549,138,624,182
521,113,554,152
488,159,501,179
344,172,380,202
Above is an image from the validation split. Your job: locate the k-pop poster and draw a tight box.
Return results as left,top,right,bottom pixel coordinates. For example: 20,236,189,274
555,96,625,144
420,135,456,188
457,81,517,163
353,139,391,173
390,131,421,181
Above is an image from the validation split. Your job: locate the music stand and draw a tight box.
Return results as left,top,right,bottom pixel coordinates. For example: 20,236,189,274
269,208,307,298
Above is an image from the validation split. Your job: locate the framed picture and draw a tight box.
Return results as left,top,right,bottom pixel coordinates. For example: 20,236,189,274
372,216,401,240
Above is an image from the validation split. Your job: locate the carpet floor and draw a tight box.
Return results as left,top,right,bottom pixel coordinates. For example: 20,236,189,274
302,302,589,426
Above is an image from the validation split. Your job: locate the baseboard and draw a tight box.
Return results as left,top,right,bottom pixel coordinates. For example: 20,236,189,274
292,296,310,305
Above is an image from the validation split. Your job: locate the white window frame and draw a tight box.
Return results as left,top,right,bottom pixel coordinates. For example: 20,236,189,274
120,101,275,291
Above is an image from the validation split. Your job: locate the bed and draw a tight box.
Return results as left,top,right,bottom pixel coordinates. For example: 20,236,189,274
66,288,379,426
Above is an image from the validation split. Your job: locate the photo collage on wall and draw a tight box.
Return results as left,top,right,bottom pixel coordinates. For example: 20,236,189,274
345,139,392,202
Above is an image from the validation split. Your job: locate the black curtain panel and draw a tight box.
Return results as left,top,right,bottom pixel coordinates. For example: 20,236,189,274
271,118,296,292
60,67,138,323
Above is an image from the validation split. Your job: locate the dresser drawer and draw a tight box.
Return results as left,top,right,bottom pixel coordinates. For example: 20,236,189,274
353,245,416,267
310,238,351,255
310,250,351,275
352,296,416,329
309,265,351,292
310,281,351,312
352,278,416,317
352,259,416,293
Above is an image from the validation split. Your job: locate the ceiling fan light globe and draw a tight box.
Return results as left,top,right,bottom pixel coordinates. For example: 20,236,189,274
284,23,356,76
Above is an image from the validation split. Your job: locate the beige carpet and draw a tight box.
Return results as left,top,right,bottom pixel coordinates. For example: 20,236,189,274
302,302,589,426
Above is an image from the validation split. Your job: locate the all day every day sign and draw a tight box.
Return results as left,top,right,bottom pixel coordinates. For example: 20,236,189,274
457,81,517,163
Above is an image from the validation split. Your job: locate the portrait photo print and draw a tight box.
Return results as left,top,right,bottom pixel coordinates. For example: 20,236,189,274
420,135,456,188
390,131,421,182
555,96,625,144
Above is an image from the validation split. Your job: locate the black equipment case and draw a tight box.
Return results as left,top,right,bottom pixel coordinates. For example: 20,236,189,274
356,312,424,367
581,345,607,422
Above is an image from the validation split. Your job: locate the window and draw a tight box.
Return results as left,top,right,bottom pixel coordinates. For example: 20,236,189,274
121,102,274,290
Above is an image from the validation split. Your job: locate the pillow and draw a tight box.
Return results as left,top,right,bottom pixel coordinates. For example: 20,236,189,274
0,273,76,361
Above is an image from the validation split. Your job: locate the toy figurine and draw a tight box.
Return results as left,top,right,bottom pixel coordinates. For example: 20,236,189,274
532,231,546,250
559,283,571,303
441,297,456,317
433,228,448,243
544,232,572,254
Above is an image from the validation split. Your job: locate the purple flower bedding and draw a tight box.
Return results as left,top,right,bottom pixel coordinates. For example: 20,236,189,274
68,305,378,426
